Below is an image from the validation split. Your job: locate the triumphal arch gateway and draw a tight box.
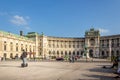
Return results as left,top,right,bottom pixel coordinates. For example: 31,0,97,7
0,28,120,59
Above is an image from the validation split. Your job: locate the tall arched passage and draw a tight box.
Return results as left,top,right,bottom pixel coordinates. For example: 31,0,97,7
89,49,93,57
102,51,105,57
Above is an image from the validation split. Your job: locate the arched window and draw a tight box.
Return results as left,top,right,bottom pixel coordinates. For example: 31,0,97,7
73,51,75,55
106,51,109,57
53,51,55,55
10,42,13,51
69,51,71,55
81,51,84,56
90,38,95,46
116,50,119,56
65,51,67,55
111,50,114,56
49,51,51,55
57,51,59,55
77,51,79,55
61,51,63,55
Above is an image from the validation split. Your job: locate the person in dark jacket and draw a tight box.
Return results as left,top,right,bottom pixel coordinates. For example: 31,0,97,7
21,49,27,66
110,55,119,69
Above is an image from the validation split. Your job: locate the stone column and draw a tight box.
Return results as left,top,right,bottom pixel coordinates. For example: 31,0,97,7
109,39,112,61
35,33,39,57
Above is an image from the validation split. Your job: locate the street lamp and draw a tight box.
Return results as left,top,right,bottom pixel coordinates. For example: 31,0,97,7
99,44,102,58
84,45,88,62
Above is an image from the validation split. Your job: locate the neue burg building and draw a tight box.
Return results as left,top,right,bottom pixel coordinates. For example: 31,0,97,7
0,28,120,59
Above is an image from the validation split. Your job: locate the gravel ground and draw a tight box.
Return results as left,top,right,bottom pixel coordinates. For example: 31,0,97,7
0,59,118,80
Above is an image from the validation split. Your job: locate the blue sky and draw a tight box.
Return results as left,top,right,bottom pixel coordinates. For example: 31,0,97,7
0,0,120,37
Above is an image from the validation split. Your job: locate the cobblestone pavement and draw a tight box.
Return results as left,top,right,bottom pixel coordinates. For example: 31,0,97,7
0,59,119,80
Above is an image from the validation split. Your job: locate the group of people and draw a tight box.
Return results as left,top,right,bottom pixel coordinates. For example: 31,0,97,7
112,55,120,78
69,55,77,63
110,56,119,69
103,55,120,78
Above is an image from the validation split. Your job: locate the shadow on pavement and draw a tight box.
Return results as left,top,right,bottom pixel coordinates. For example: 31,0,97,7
81,66,118,80
88,67,115,73
80,74,117,80
0,64,22,68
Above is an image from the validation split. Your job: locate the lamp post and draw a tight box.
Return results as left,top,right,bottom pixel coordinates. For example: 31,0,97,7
84,45,88,62
109,40,112,62
99,44,103,58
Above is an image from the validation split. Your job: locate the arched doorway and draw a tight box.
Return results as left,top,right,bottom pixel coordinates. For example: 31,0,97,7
3,53,7,60
102,51,105,58
10,53,13,59
89,49,93,58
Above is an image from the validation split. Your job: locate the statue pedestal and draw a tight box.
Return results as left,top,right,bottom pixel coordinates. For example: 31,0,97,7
82,52,90,59
86,52,90,59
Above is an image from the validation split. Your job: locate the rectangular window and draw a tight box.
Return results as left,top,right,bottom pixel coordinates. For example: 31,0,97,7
117,43,119,47
49,44,51,48
16,43,18,51
112,43,114,47
16,47,18,51
4,45,6,51
69,45,71,48
107,44,109,47
25,45,27,52
4,41,7,51
73,45,75,48
21,44,23,51
65,45,66,48
57,44,59,48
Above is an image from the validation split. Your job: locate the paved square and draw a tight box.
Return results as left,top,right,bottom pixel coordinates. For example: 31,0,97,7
0,59,118,80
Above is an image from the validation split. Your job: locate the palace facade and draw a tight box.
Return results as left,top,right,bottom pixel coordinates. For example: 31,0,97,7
0,30,35,59
0,28,120,59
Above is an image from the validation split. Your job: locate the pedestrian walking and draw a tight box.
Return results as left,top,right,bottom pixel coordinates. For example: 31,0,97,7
72,55,75,63
20,49,28,67
69,55,72,62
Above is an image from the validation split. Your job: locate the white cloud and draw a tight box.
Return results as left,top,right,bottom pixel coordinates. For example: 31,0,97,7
10,15,27,26
98,28,109,34
10,15,31,30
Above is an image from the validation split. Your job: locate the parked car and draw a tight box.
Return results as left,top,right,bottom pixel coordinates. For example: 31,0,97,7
56,57,64,61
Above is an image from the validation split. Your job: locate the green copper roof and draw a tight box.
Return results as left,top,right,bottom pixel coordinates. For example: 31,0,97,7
85,28,100,37
0,30,34,41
